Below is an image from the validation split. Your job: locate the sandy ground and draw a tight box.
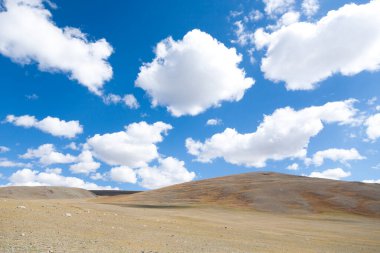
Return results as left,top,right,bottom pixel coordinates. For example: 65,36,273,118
1,198,379,253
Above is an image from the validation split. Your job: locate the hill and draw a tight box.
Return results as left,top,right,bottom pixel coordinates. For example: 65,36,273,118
99,172,380,216
0,186,96,199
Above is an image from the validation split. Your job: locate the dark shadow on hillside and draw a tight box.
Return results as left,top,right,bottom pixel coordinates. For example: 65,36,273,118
106,203,193,209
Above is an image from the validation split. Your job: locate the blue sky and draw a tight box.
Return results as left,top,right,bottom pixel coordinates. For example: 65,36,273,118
0,0,379,190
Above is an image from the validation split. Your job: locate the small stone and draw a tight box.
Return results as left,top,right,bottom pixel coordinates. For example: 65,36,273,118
17,205,26,209
65,213,72,217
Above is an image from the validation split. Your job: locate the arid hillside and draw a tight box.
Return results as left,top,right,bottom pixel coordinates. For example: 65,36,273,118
99,172,380,216
0,186,96,199
1,173,380,252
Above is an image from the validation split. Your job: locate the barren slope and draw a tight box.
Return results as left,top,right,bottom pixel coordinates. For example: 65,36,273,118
0,186,96,199
99,172,380,216
1,198,380,253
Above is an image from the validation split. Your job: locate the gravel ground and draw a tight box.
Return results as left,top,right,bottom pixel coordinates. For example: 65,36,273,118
1,198,379,253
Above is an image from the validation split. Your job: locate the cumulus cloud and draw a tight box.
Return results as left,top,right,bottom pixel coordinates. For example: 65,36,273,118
5,115,83,138
69,150,100,175
367,96,377,106
90,172,105,181
363,179,380,184
102,93,122,104
263,0,295,16
123,94,140,109
286,163,299,170
365,113,380,141
309,168,351,180
206,118,222,126
0,158,31,168
264,11,301,32
232,21,254,46
135,29,254,116
302,0,319,17
109,166,137,184
0,0,113,94
186,100,358,167
44,167,62,174
8,168,116,190
137,157,195,189
277,11,299,27
103,93,140,109
65,142,78,151
0,146,9,153
255,0,380,90
307,148,365,166
25,93,38,100
21,144,76,165
244,10,264,22
87,121,172,168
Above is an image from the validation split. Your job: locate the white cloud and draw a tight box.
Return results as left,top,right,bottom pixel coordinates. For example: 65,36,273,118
137,156,195,189
279,11,300,26
102,93,122,104
5,114,36,127
123,94,139,109
44,167,62,174
0,146,9,153
109,166,137,184
367,96,377,105
135,29,254,117
21,144,76,165
309,168,351,180
302,0,319,17
65,142,78,150
8,168,116,190
229,10,243,18
25,93,38,100
308,148,365,166
0,0,113,95
365,113,380,141
363,179,380,184
69,150,100,175
263,0,295,16
253,28,271,50
103,93,139,109
232,21,254,46
0,158,30,168
87,121,172,168
90,172,105,181
266,11,300,31
244,10,263,22
186,100,358,167
5,115,83,138
206,118,222,126
277,11,300,27
286,163,299,170
255,0,380,90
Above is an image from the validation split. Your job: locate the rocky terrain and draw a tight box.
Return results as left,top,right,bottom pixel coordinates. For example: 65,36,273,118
1,172,379,252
